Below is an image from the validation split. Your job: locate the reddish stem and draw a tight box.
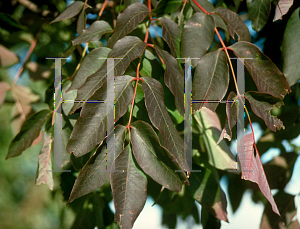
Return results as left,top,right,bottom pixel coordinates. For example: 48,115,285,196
192,0,210,14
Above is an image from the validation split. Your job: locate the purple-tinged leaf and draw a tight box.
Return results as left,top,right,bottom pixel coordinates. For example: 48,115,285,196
0,45,19,67
142,77,190,173
245,92,284,132
111,145,147,229
0,81,10,106
282,7,300,86
181,12,215,67
107,3,150,48
68,47,111,91
192,49,229,113
68,125,126,203
187,164,228,222
218,92,237,143
191,0,215,13
36,134,53,190
237,133,280,216
73,21,113,45
67,75,134,156
194,108,236,170
247,0,272,31
73,36,146,112
50,1,84,24
215,7,251,42
158,17,182,58
131,121,184,192
6,109,52,159
273,0,293,21
155,46,184,116
230,41,291,99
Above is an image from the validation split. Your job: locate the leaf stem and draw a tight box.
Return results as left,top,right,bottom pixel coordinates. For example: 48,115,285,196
97,0,107,20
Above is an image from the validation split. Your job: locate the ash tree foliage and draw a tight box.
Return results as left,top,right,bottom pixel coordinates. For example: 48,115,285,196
1,0,300,228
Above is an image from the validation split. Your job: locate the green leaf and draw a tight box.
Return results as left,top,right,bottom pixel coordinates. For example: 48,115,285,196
230,41,291,99
51,1,84,24
193,108,236,170
62,80,77,115
72,21,113,45
68,47,111,91
36,133,53,190
186,164,228,222
124,0,140,9
158,17,182,58
247,0,272,31
73,36,146,112
191,0,215,13
110,145,147,229
68,125,126,203
282,7,300,86
181,12,215,67
0,44,19,68
156,46,184,116
107,3,150,48
215,7,251,42
6,109,52,159
245,92,284,132
0,13,26,32
142,77,189,172
131,121,184,192
77,8,86,35
67,75,134,156
218,91,237,143
192,49,229,113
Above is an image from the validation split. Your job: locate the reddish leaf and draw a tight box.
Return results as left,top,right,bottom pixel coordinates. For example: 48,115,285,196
68,125,126,203
0,81,10,106
73,36,146,112
158,17,182,58
155,46,184,116
0,45,19,67
215,7,251,42
237,133,280,216
142,77,190,173
36,134,53,190
230,41,291,99
193,49,229,113
107,3,150,48
51,1,84,24
131,121,184,192
218,91,237,143
67,75,134,156
245,92,284,132
72,21,113,45
110,145,147,229
273,0,293,21
181,12,215,67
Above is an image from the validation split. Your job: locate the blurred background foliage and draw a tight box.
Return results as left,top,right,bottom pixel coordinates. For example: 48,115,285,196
0,0,300,228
